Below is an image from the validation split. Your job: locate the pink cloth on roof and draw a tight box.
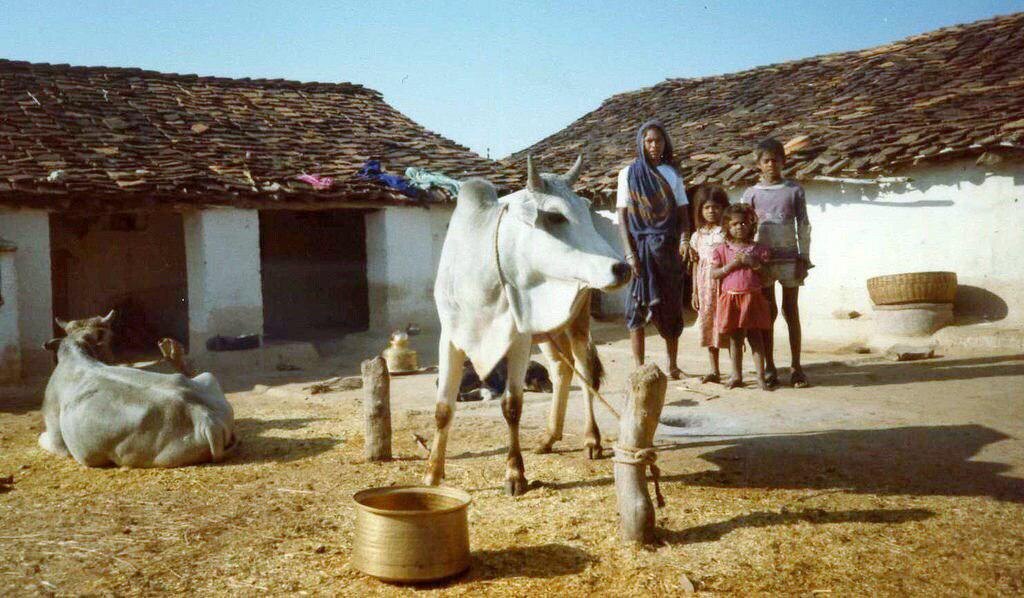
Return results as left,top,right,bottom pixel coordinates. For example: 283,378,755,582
711,242,772,293
296,173,334,190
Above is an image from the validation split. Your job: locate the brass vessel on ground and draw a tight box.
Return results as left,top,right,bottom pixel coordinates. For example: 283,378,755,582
351,486,471,583
382,332,419,373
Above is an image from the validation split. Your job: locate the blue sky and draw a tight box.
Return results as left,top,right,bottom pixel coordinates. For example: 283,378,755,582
2,1,1021,158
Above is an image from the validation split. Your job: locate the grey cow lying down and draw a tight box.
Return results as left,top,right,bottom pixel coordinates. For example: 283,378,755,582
39,313,236,468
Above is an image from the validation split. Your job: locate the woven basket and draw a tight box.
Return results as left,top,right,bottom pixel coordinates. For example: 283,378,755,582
866,271,957,305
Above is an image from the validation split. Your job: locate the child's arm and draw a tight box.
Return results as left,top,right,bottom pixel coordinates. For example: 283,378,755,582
710,250,739,280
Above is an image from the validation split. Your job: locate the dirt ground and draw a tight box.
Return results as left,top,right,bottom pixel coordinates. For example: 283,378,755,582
2,322,1023,596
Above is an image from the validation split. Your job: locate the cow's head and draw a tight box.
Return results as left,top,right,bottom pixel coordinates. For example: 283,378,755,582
501,156,630,292
46,310,116,363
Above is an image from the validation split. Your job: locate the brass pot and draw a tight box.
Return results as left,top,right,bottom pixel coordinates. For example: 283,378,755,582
383,333,419,373
351,486,471,582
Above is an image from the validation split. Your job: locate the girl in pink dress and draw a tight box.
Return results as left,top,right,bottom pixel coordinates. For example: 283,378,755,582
689,186,729,383
711,204,774,390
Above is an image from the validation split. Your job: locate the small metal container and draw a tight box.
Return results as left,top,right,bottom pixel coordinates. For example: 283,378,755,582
351,486,471,583
383,332,419,373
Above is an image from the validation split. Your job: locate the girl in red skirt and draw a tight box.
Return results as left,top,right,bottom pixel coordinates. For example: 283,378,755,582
710,204,774,390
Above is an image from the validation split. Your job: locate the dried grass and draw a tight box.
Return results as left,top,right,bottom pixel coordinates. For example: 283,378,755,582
2,374,1023,596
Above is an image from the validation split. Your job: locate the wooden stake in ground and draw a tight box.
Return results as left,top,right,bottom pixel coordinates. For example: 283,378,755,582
613,363,667,545
361,356,392,461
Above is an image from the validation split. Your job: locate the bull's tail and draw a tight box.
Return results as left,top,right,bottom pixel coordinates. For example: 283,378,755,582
587,338,605,392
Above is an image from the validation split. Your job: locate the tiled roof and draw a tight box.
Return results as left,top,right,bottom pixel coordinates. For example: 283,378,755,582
508,13,1024,204
0,60,520,211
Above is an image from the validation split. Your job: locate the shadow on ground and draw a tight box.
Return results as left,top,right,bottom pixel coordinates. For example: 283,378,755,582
660,507,935,545
548,424,1024,503
225,417,341,465
804,354,1024,388
406,543,594,588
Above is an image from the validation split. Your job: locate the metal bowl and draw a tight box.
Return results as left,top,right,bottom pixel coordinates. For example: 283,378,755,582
351,486,471,583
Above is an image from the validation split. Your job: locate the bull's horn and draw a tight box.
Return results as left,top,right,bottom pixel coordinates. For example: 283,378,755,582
564,154,583,185
526,155,544,193
54,317,69,330
100,309,115,325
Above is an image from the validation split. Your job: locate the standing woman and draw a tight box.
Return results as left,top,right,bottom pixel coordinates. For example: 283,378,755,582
616,120,692,379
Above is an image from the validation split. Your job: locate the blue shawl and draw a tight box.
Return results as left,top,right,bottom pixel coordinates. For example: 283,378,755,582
624,120,685,338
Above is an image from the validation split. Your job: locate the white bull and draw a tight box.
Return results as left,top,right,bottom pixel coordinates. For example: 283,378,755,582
425,156,630,495
39,313,236,468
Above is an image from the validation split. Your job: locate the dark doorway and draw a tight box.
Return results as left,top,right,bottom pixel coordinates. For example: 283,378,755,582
259,209,370,341
50,212,189,358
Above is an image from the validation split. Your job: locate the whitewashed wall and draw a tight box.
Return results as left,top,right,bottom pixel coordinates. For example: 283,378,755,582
0,209,52,377
366,206,451,333
183,208,264,356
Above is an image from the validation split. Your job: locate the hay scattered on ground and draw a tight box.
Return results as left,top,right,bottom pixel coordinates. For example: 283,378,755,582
2,373,1023,596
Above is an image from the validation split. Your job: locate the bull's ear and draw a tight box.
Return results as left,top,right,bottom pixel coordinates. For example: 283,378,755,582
100,309,115,325
563,154,583,186
526,155,545,194
43,338,62,352
54,317,69,331
508,196,539,227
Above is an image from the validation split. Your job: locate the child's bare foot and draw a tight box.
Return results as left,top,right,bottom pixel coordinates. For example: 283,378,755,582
669,366,683,380
764,367,778,388
700,373,720,384
724,377,743,389
790,369,809,388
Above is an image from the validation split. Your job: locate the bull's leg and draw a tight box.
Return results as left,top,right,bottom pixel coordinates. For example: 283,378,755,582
534,334,573,454
571,334,603,460
423,333,465,486
502,336,531,496
37,394,69,457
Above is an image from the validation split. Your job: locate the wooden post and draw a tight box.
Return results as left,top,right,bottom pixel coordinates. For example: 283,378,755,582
614,363,667,544
361,356,392,461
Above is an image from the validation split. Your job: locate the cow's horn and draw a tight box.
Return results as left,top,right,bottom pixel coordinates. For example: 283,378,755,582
526,155,544,193
564,154,583,185
100,309,115,324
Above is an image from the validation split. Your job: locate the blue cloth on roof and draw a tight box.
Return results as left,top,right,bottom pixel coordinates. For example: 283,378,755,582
357,160,424,199
624,120,685,338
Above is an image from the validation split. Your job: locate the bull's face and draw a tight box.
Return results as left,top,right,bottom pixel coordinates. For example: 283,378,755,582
501,156,630,291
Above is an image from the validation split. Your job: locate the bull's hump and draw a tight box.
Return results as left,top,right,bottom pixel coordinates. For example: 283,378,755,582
456,178,498,210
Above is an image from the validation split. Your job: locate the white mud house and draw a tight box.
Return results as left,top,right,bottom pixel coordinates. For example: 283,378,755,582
508,13,1024,345
0,60,519,380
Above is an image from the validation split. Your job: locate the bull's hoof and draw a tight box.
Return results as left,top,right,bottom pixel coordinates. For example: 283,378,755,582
585,441,604,460
533,443,554,455
423,470,444,487
504,475,529,496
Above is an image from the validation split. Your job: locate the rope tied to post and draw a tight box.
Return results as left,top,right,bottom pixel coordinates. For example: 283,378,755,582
612,444,665,508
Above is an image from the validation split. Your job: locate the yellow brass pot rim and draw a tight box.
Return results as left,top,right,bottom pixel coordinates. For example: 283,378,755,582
352,485,472,516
